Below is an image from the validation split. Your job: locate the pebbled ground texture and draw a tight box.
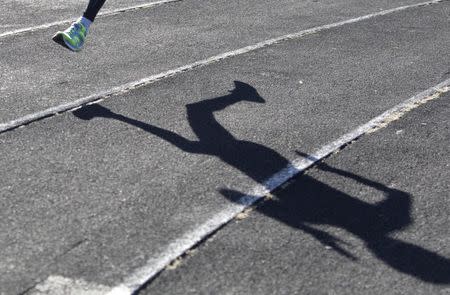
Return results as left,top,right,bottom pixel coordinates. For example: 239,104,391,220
0,0,449,294
142,92,450,295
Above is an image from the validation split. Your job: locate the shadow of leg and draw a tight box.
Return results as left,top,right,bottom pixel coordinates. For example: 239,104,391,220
369,237,450,284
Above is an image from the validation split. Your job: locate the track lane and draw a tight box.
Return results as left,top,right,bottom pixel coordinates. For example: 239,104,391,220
0,0,180,36
1,3,449,293
0,0,440,122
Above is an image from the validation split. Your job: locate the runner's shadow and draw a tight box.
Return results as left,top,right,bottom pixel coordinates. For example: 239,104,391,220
73,81,450,284
74,81,290,184
222,156,450,284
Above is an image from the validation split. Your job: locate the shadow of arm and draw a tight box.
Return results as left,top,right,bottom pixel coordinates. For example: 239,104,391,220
73,104,201,153
296,151,412,228
116,114,201,153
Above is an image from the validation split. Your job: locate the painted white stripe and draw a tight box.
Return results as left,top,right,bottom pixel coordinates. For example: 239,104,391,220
0,0,182,39
106,81,449,295
29,276,111,295
0,0,443,134
27,80,450,295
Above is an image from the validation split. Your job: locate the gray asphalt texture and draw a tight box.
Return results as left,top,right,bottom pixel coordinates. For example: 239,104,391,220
0,0,157,34
0,0,434,121
0,0,449,294
143,92,450,295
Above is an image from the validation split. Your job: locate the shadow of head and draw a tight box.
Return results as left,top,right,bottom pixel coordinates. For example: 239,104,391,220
72,104,114,120
230,81,265,103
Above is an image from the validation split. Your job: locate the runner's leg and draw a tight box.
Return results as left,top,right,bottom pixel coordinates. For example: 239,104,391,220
83,0,107,22
53,0,107,51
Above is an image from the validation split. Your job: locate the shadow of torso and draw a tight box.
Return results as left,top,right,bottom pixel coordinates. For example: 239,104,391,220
186,96,289,184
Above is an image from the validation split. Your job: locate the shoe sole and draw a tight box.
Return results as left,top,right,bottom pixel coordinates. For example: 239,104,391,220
52,32,82,52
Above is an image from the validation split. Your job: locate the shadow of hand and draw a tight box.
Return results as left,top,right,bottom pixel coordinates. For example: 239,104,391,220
73,104,115,120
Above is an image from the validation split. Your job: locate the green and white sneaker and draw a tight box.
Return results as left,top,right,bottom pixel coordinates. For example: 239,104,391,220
53,21,88,52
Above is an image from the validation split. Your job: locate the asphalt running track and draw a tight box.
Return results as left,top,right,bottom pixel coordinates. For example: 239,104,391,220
0,0,449,294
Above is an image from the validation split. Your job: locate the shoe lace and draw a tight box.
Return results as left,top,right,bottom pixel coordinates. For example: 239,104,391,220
68,23,84,38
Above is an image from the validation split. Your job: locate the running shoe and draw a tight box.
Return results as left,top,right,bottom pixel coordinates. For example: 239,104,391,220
53,21,88,52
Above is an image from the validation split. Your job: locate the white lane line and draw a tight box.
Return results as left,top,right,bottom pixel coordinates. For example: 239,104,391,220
106,80,449,295
0,0,182,39
27,84,450,294
29,276,111,295
0,0,442,134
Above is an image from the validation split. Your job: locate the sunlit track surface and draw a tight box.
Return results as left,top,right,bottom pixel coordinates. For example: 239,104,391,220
0,0,442,122
0,0,182,37
0,0,442,134
1,0,449,294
